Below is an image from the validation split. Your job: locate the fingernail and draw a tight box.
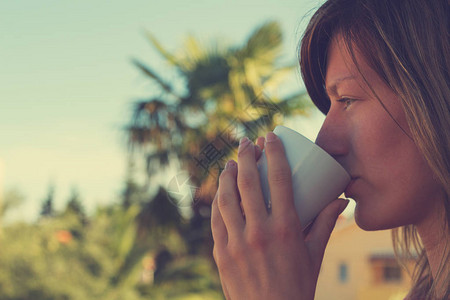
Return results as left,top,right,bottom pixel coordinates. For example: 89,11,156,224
240,136,249,145
238,136,250,152
225,159,236,169
265,132,277,142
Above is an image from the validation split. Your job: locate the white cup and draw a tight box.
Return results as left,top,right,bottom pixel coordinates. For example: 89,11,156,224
256,125,351,228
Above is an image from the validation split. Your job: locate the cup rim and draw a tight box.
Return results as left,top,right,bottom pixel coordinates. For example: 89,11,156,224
274,125,350,178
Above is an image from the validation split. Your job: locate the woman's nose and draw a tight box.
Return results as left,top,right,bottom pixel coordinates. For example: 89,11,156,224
315,114,349,159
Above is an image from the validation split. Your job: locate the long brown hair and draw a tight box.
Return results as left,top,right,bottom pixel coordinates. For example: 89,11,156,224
298,0,449,298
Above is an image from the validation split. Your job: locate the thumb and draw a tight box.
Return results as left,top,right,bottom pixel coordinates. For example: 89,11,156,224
305,198,349,271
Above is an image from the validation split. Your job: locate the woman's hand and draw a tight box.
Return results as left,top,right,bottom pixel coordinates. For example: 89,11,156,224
211,132,349,300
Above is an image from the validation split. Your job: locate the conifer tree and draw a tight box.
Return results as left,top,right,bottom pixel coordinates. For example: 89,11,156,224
40,184,55,217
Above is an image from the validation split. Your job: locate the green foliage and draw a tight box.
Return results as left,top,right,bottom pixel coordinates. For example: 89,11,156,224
137,257,224,300
40,184,56,218
0,218,112,299
0,193,223,299
65,187,86,219
0,188,25,223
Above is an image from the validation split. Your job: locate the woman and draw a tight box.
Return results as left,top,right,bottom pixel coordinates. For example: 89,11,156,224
211,0,449,299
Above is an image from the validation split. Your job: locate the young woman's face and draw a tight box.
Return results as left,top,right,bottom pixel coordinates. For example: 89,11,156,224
315,36,443,231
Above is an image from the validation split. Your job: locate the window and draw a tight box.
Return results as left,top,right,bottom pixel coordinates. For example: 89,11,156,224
370,254,406,284
383,264,402,282
339,263,348,283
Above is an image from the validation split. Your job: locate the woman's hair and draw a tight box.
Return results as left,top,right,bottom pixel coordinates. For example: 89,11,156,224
298,0,449,299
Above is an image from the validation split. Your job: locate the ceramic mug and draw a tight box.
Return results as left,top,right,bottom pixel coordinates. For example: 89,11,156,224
256,125,351,228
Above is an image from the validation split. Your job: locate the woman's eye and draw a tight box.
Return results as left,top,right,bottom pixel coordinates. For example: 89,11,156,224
337,97,355,110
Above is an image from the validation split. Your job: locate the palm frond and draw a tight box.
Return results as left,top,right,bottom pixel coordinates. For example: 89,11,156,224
146,150,170,175
144,30,180,67
132,59,181,100
241,21,283,63
127,126,153,146
181,35,204,69
262,63,298,90
133,99,168,115
275,92,312,116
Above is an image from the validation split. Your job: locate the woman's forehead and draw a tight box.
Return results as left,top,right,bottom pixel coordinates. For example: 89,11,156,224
325,35,379,95
325,38,360,90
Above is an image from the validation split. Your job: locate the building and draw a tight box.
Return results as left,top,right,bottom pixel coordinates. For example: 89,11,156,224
315,216,414,300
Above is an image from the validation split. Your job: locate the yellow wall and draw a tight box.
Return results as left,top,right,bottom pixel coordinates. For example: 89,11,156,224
315,217,411,300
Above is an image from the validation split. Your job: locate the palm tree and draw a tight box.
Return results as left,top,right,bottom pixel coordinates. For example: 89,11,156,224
127,21,311,208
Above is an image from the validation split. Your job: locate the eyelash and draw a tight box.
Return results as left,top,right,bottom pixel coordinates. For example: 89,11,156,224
336,97,355,110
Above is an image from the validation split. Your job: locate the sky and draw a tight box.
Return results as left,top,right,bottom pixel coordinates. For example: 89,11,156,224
0,0,348,223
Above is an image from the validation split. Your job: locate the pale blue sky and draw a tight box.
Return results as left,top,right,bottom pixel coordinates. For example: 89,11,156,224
1,0,330,222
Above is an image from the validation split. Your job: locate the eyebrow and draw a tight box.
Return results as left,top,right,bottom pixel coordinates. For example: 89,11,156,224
325,75,356,97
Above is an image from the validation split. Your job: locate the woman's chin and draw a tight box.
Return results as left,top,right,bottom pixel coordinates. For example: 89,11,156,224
354,204,396,231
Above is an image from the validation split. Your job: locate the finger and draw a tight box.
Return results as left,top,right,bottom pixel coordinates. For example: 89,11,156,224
254,136,265,161
212,246,231,300
237,137,268,224
264,132,296,219
255,136,265,150
255,144,262,161
213,246,231,300
217,160,245,237
222,280,231,300
211,191,228,247
306,199,349,271
302,221,315,238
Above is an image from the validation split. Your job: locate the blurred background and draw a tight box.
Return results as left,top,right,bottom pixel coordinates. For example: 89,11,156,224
0,0,411,299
